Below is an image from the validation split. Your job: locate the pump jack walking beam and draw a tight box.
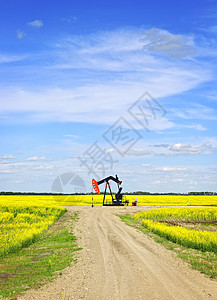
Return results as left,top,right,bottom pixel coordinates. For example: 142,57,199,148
97,175,122,186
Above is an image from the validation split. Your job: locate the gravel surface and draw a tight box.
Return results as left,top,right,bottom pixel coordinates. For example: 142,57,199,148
19,206,217,300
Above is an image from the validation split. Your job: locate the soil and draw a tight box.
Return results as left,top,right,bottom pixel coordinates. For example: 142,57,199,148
18,206,217,300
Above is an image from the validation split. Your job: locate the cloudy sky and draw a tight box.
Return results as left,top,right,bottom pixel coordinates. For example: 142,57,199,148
0,0,217,193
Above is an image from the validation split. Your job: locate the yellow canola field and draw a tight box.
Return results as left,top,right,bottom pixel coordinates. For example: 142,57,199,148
125,195,217,206
141,219,217,253
0,194,217,206
0,195,216,258
45,194,217,206
134,207,217,253
134,207,217,221
0,196,66,258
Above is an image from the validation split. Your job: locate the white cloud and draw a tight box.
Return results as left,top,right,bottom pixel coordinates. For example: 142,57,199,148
27,20,43,28
148,141,216,156
189,180,198,186
142,28,195,58
175,123,207,131
105,139,216,158
64,134,80,138
105,147,151,156
11,162,31,167
126,148,152,156
170,143,207,152
33,165,54,170
0,54,25,63
52,28,207,80
0,84,206,129
0,170,17,174
0,27,213,128
152,144,170,148
185,124,207,131
0,154,15,159
0,160,10,164
172,178,184,182
25,156,46,161
155,167,187,171
61,16,78,23
0,162,33,176
151,180,162,185
172,104,217,120
201,26,217,34
16,29,26,39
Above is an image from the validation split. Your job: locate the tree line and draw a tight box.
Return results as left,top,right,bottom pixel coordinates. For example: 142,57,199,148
0,191,216,195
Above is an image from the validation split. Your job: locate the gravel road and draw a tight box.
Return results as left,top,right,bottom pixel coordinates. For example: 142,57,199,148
19,206,217,300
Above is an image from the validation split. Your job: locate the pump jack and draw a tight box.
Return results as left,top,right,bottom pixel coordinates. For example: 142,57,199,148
92,175,126,206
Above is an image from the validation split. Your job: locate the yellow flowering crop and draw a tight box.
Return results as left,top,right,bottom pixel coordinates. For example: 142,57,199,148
53,194,217,206
134,207,217,221
0,197,66,258
134,207,217,253
1,194,217,207
141,219,217,253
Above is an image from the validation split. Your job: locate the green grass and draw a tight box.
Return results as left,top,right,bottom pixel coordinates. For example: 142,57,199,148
120,214,217,279
0,211,81,299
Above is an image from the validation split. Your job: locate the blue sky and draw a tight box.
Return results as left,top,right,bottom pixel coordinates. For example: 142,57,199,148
0,0,217,193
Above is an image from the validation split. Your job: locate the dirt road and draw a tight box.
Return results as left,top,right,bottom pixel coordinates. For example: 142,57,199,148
19,206,217,300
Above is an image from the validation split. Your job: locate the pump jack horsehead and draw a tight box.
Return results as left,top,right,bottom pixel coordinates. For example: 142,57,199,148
92,175,128,206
